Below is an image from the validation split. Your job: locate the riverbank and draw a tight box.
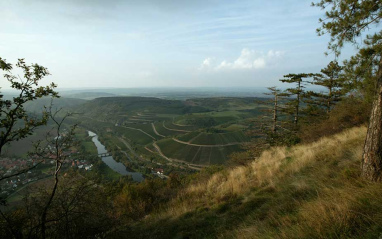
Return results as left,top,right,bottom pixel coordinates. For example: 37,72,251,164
88,131,144,182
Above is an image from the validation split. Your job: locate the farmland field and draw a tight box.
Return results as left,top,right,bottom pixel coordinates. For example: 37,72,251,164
67,96,267,166
156,138,243,165
189,131,249,145
121,122,161,140
153,122,188,137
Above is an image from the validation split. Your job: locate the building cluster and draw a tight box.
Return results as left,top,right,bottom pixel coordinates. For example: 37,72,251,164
152,168,164,175
0,170,39,198
0,158,31,177
0,147,82,199
71,160,93,171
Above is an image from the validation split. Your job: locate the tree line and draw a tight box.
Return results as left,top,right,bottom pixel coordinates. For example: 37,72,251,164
261,60,348,144
258,0,382,182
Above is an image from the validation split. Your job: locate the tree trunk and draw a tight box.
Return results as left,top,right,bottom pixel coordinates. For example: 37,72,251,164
361,60,382,182
327,83,332,113
272,92,278,133
294,80,301,126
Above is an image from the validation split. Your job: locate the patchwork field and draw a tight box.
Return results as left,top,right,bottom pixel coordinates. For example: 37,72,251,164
176,131,249,145
155,139,242,165
66,96,267,165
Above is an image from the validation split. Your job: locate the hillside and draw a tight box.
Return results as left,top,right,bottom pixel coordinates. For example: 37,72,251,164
24,97,87,113
60,91,116,100
113,126,382,238
185,97,266,111
76,97,210,117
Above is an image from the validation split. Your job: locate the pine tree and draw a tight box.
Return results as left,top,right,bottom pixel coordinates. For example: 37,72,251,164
313,0,382,181
280,73,313,127
306,61,347,113
264,87,281,133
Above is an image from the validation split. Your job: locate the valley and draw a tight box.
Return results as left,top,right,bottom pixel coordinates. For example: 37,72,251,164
71,96,266,177
3,95,268,181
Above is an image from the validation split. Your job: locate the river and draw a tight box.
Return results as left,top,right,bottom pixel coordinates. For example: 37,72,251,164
88,131,144,182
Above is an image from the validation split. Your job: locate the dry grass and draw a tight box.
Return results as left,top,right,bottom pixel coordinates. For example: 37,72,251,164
133,126,382,238
169,126,365,210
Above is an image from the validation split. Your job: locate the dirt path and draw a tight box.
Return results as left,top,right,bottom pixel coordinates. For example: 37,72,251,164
152,142,204,171
144,146,156,154
172,138,243,147
151,123,165,137
153,142,172,162
80,116,205,170
162,121,192,133
80,116,156,140
118,137,143,160
120,126,157,140
172,118,193,127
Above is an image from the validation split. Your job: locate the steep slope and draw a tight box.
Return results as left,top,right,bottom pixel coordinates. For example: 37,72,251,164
115,126,382,238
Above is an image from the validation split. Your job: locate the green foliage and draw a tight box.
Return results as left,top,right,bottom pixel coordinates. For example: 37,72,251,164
299,95,371,142
280,73,315,126
265,129,301,147
306,61,348,113
186,117,217,128
0,175,116,238
312,0,382,112
343,34,382,103
0,58,58,154
113,178,177,221
313,0,382,55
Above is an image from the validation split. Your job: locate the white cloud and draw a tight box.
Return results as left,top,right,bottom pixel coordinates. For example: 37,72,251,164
253,58,266,69
200,48,284,71
198,57,214,70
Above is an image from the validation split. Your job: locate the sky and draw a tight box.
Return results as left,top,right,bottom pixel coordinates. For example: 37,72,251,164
0,0,358,89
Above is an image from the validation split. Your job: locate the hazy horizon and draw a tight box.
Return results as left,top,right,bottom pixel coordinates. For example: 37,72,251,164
1,0,357,89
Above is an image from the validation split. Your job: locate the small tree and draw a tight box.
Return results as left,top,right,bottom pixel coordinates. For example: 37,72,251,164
265,87,281,133
0,57,58,181
38,109,76,239
0,58,83,238
280,73,314,126
307,61,347,113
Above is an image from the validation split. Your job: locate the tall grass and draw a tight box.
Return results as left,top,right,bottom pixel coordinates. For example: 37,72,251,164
128,126,382,238
172,126,365,206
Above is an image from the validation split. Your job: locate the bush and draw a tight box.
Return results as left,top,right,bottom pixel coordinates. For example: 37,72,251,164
299,95,371,142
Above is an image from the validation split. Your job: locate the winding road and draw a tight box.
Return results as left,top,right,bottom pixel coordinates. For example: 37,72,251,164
151,123,165,137
162,121,192,133
121,126,157,140
172,138,243,147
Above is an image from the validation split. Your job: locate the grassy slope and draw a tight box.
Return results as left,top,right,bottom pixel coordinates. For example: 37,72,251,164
119,126,382,238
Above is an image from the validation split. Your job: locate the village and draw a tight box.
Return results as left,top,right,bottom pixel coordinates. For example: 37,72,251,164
0,153,93,199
